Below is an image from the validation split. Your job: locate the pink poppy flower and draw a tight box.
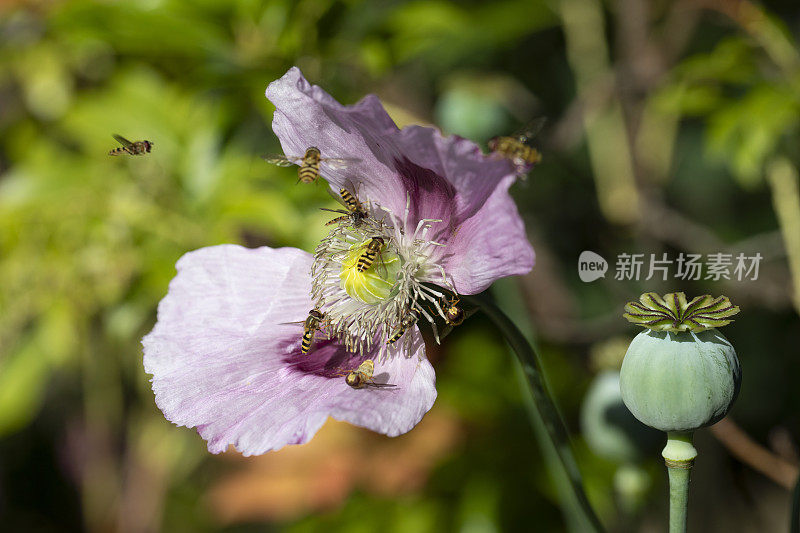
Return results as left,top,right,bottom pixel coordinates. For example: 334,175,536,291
142,68,534,455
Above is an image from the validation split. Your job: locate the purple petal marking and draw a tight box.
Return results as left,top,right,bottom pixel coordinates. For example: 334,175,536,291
142,244,436,455
392,156,457,230
393,125,515,224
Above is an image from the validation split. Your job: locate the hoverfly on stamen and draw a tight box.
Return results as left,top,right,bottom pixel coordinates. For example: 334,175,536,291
356,237,385,273
325,231,395,282
387,310,419,345
441,295,466,326
322,187,369,227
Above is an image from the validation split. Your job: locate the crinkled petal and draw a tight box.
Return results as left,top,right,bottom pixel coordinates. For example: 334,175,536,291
266,67,408,216
266,68,516,233
438,176,535,294
142,244,436,455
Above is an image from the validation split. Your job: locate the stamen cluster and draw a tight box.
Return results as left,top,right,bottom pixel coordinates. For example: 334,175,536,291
310,193,457,359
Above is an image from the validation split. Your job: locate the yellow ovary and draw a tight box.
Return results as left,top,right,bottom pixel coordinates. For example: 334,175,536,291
339,241,401,304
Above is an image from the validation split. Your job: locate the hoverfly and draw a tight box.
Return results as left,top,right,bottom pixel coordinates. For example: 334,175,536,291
262,147,359,184
300,309,326,354
386,310,419,345
488,118,545,174
441,295,465,326
108,134,153,156
356,237,385,273
280,309,327,354
322,187,369,227
341,359,396,389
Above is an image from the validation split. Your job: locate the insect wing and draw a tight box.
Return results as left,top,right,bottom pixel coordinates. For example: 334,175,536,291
320,207,350,215
112,134,135,148
278,320,307,326
365,381,397,389
513,117,546,143
323,187,354,211
262,154,301,167
320,157,361,170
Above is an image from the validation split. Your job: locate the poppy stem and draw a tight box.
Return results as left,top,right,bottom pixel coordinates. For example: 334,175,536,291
462,292,604,533
662,432,697,533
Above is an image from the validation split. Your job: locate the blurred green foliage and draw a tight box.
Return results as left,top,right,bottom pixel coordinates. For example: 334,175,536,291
657,34,800,187
2,1,800,532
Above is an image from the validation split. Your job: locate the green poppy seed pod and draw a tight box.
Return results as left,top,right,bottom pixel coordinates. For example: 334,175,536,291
620,329,741,431
619,292,742,432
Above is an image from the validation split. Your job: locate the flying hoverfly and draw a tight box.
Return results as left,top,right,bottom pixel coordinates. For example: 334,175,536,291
262,147,360,184
341,359,396,389
488,118,545,173
386,310,419,345
108,134,153,156
322,187,369,227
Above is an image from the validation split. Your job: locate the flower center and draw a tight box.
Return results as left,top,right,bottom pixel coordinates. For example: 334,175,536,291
310,193,457,358
338,239,401,304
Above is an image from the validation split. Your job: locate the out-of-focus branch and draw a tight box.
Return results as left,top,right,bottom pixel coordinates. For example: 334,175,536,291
767,158,800,315
519,175,794,345
725,230,785,261
638,194,793,310
559,0,640,225
615,0,692,185
711,418,799,490
700,0,800,76
660,0,703,66
638,197,722,251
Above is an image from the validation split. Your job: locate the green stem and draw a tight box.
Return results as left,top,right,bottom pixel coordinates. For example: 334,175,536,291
662,431,697,533
463,292,604,533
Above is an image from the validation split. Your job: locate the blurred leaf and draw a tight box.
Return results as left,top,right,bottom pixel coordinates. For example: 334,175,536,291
12,43,73,120
675,37,758,85
0,333,52,436
434,71,538,140
51,1,230,59
388,0,557,67
652,83,722,116
707,83,800,187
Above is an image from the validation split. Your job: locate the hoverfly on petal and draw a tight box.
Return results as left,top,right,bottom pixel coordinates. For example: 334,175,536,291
263,147,360,184
280,309,327,354
341,359,396,389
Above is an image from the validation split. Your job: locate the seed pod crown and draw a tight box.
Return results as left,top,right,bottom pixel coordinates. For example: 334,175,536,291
623,292,739,333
